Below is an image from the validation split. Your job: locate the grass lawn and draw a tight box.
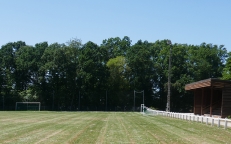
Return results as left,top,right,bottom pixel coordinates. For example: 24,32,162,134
0,111,231,144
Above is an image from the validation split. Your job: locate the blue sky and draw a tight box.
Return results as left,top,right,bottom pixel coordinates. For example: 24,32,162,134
1,0,231,51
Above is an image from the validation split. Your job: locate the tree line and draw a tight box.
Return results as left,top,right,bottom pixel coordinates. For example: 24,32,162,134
0,37,228,111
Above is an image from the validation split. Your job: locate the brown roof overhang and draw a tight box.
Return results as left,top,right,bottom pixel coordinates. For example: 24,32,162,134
185,78,231,90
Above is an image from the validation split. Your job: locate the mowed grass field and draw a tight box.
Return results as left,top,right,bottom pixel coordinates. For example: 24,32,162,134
0,112,231,144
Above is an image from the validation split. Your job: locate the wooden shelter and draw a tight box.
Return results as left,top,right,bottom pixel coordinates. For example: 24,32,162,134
185,78,231,118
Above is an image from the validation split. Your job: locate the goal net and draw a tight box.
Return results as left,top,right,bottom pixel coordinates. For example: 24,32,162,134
141,104,158,116
15,102,41,111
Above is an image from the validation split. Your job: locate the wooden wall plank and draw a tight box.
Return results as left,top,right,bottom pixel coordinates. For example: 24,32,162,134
222,86,231,118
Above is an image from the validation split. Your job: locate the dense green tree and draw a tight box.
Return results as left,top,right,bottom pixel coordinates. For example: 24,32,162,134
100,36,131,61
107,56,130,89
0,41,26,109
0,38,228,111
15,46,36,90
106,56,130,106
222,52,231,80
149,40,172,110
127,40,153,107
187,43,227,81
78,41,108,110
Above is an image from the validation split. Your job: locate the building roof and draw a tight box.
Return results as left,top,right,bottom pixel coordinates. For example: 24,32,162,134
185,78,231,90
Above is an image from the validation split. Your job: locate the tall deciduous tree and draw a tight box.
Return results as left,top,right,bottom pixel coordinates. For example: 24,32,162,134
78,41,108,109
106,56,130,106
222,52,231,80
100,36,131,61
127,40,153,106
0,41,26,108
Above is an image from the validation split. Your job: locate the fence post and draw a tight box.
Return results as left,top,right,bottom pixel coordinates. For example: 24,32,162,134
224,120,227,129
211,118,214,126
206,117,208,125
218,119,220,127
201,117,203,123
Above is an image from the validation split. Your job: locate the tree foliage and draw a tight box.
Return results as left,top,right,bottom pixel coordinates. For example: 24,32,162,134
0,38,228,111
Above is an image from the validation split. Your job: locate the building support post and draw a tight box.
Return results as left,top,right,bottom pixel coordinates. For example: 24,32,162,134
210,86,213,117
201,88,204,115
194,89,196,114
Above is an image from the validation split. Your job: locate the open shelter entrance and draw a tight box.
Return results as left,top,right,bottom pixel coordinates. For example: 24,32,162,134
185,78,231,118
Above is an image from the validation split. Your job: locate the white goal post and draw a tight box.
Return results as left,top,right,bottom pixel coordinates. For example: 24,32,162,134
141,104,144,114
15,102,41,111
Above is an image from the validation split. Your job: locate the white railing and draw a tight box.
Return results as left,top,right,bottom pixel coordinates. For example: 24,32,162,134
143,107,231,130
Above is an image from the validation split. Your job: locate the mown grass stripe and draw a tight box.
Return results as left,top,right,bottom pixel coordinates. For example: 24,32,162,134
0,112,231,144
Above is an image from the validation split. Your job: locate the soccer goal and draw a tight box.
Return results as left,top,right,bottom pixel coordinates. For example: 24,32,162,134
15,102,41,111
141,104,158,116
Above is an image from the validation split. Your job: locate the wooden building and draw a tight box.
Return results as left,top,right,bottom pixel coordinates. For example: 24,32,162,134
185,78,231,118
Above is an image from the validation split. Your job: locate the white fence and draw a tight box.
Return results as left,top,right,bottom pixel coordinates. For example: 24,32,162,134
143,107,231,130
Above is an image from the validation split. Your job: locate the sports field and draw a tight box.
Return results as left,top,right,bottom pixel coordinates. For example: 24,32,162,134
0,112,230,144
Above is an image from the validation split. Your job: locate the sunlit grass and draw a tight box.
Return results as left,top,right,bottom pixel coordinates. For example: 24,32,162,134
0,111,230,143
